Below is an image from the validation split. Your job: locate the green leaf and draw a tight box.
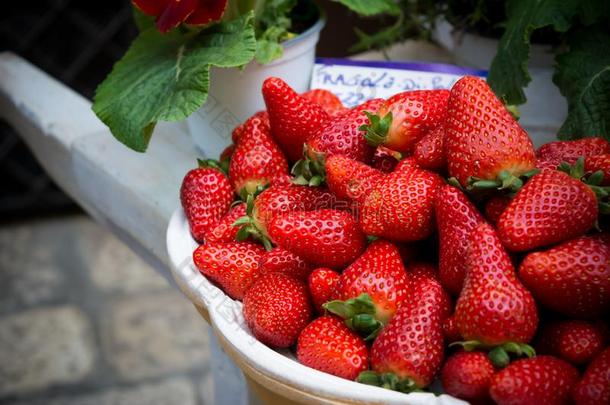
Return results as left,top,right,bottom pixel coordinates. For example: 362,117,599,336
554,26,610,141
332,0,400,16
92,12,256,152
254,0,297,64
487,0,582,105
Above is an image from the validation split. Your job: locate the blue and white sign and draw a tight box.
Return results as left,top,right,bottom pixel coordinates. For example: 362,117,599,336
311,58,487,107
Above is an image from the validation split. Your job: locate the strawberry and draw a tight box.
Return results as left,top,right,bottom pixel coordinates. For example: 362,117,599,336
572,347,610,405
454,223,538,362
497,168,598,251
324,154,384,205
490,356,579,405
326,241,410,336
259,247,311,281
441,351,496,403
360,158,443,242
518,234,610,318
193,241,265,300
586,153,610,185
361,268,446,390
371,146,401,173
262,77,330,162
243,183,336,237
445,76,537,190
484,196,510,224
267,209,366,269
296,316,368,380
229,112,288,197
361,89,450,153
180,163,233,242
305,99,383,163
206,203,246,243
535,320,606,365
243,272,312,348
410,262,452,319
302,88,346,116
536,137,610,169
435,184,485,296
414,124,446,171
232,111,268,143
308,267,340,313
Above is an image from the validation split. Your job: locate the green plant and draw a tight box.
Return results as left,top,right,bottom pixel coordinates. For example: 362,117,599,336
354,0,610,140
93,0,397,152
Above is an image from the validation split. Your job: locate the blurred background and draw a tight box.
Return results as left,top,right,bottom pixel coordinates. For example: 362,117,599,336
0,1,390,404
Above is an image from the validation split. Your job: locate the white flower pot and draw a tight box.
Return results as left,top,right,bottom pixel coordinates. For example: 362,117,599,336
187,18,325,158
433,20,567,147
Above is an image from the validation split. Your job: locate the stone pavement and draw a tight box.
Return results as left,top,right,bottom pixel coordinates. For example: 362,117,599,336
0,215,213,404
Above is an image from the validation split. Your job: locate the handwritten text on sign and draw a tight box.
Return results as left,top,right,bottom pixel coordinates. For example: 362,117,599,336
310,58,487,108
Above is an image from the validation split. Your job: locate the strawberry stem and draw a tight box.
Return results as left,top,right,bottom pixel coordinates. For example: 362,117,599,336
324,293,384,341
361,111,393,147
291,152,326,187
357,371,420,393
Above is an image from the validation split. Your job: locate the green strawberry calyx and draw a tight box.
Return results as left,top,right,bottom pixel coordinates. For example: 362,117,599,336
357,371,420,393
449,340,536,368
464,168,540,195
323,293,383,341
232,194,274,251
291,146,326,187
197,158,227,175
558,157,610,214
360,111,393,147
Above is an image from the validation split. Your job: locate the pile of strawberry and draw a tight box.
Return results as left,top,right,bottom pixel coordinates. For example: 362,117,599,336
180,75,610,405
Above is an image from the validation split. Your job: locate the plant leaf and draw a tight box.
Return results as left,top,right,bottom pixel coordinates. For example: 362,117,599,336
92,12,256,152
487,0,582,105
332,0,400,16
554,26,610,140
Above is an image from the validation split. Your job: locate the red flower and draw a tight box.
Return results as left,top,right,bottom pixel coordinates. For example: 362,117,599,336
133,0,228,33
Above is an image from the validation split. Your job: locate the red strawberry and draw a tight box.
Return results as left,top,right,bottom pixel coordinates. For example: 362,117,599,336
441,351,496,403
497,169,598,251
243,272,312,348
536,320,606,365
193,241,265,300
308,267,340,313
484,196,510,224
410,262,452,319
206,203,246,243
232,111,268,143
302,88,346,117
305,99,384,164
435,184,485,296
325,154,384,205
328,241,410,330
586,153,610,185
519,234,610,318
371,146,401,173
572,347,610,405
361,89,450,153
229,112,288,197
455,223,538,350
360,158,443,242
267,209,366,269
414,124,446,171
362,268,446,390
259,247,311,281
536,137,610,169
249,183,336,235
445,76,536,190
262,77,330,162
180,164,233,242
297,316,368,380
490,356,579,405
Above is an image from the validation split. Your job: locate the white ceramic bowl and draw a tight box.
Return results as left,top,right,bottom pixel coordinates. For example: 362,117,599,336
186,18,325,159
166,208,466,405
